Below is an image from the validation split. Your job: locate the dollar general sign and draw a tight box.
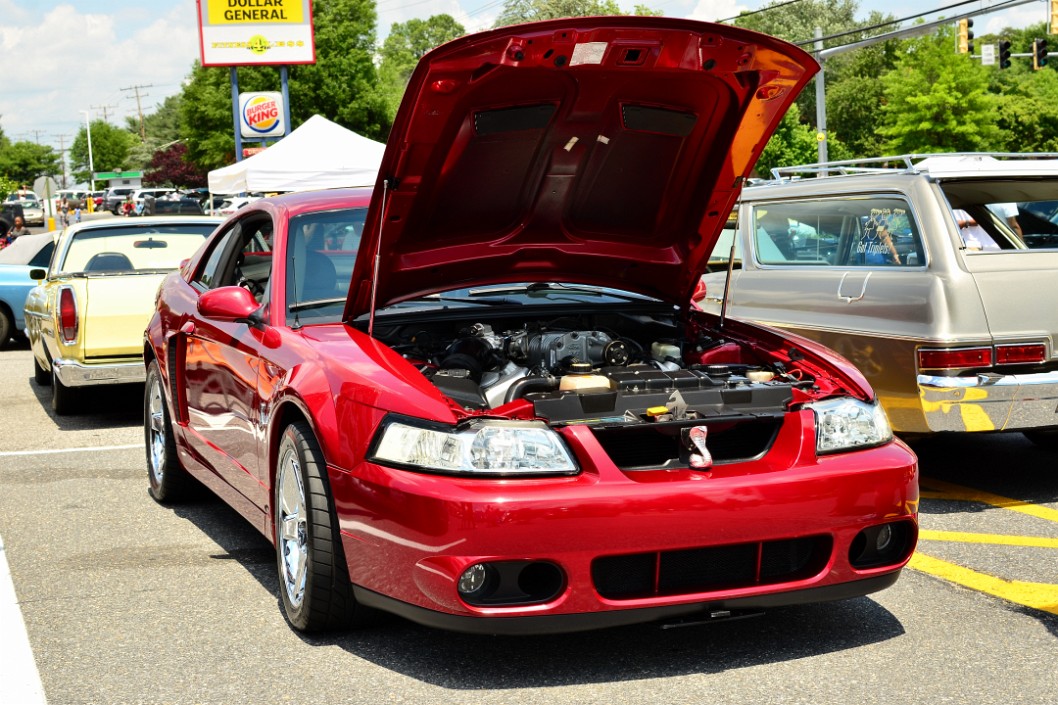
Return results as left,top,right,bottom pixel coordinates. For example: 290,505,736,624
197,0,315,66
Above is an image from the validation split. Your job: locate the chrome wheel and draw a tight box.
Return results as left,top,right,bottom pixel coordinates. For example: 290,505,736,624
144,359,189,503
277,446,308,609
147,374,167,485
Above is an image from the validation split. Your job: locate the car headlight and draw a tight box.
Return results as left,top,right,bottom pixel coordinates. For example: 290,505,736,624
369,417,579,477
808,398,892,454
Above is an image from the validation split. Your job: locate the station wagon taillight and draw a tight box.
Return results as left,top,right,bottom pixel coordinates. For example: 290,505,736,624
59,288,78,344
917,347,992,370
995,344,1047,365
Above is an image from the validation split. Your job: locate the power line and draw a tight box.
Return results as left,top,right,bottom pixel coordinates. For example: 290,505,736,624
716,0,806,25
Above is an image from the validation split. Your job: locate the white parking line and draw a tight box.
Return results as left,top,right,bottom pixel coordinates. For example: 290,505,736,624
0,532,47,704
0,444,140,458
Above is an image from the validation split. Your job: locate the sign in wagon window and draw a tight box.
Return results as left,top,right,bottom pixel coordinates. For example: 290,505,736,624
753,197,924,268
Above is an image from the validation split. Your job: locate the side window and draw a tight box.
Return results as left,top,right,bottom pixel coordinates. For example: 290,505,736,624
192,216,274,294
194,225,240,290
705,209,741,273
29,241,55,268
285,207,366,324
752,197,923,268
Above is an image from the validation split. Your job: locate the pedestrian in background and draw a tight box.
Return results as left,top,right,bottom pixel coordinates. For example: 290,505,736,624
7,216,31,241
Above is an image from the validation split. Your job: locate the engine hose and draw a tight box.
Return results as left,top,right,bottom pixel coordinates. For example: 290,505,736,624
504,374,559,404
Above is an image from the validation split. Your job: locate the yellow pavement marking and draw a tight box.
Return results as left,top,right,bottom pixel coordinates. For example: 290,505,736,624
909,552,1058,616
918,529,1058,549
920,478,1058,524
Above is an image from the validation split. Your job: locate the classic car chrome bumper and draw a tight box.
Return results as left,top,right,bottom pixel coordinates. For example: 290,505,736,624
52,357,146,387
918,371,1058,432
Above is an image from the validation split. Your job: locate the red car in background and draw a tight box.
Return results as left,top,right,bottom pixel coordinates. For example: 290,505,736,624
143,17,918,635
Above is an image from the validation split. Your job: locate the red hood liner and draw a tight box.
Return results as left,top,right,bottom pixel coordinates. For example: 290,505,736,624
346,17,817,321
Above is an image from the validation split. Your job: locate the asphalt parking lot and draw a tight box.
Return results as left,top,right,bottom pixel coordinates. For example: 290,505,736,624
0,340,1056,704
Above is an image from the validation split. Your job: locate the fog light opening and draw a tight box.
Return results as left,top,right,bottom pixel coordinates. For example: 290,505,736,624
458,563,492,596
849,521,913,570
875,523,893,552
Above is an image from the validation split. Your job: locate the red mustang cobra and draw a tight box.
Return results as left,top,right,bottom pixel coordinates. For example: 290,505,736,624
144,17,918,634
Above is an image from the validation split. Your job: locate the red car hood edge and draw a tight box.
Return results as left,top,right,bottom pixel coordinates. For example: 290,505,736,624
344,17,818,322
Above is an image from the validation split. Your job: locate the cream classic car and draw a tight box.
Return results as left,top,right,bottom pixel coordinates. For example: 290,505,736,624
25,215,221,414
698,153,1058,445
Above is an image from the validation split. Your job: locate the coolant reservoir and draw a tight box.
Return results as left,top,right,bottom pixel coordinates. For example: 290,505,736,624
651,341,681,363
559,362,613,393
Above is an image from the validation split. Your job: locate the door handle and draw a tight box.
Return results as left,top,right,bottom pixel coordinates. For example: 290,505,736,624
837,271,872,303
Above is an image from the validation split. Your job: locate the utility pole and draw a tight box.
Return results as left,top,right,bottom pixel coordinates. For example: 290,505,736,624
51,134,69,188
120,84,153,142
19,130,45,143
89,103,118,122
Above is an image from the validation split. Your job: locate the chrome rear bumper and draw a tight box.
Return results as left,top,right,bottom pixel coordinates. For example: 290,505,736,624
918,371,1058,432
53,357,145,387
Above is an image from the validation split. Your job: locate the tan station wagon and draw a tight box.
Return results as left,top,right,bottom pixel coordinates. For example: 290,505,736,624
698,153,1058,445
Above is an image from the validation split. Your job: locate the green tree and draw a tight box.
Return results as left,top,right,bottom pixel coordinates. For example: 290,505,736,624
878,29,999,153
69,121,138,185
0,141,62,184
755,103,849,175
379,15,465,119
180,0,387,173
735,0,898,158
494,0,658,27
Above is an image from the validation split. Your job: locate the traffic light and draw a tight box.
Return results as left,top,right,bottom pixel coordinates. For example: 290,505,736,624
999,39,1012,69
958,19,974,54
1034,38,1049,70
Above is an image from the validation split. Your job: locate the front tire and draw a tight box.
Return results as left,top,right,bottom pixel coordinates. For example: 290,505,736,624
145,360,190,503
275,422,376,632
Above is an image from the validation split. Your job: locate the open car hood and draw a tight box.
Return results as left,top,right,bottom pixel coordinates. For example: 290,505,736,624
345,17,817,321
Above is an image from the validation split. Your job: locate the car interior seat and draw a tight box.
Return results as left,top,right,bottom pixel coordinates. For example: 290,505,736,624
84,252,134,272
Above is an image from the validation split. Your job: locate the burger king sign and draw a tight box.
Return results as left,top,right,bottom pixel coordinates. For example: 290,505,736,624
240,91,287,139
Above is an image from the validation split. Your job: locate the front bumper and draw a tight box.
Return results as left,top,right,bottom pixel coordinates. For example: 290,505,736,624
333,423,919,634
918,370,1058,432
53,357,146,387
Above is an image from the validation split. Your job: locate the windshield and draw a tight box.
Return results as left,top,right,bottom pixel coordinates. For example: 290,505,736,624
58,224,215,274
361,283,663,319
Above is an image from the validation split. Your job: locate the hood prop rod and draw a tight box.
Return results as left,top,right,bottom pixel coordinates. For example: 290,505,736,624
719,232,737,329
368,178,391,338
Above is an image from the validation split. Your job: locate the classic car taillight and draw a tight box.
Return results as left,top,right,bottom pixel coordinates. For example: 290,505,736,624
995,344,1047,365
59,287,78,344
917,346,992,370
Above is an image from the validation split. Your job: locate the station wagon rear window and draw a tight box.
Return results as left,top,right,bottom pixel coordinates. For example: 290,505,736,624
750,196,924,268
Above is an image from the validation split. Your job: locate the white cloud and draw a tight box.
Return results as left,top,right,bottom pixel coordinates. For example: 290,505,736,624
0,2,198,147
686,0,748,23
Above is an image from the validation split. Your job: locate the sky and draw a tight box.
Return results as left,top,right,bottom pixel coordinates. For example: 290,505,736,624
0,0,1049,157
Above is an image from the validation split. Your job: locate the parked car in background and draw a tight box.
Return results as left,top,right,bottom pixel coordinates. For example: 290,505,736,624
25,215,222,414
104,186,138,214
18,196,45,226
143,18,917,636
0,231,56,346
131,188,176,209
143,195,205,215
698,153,1058,445
216,195,259,216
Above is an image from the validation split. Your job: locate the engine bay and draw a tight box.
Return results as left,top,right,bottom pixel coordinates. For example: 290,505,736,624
373,311,818,427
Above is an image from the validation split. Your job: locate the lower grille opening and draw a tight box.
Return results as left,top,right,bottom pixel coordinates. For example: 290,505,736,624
592,536,832,600
591,418,781,470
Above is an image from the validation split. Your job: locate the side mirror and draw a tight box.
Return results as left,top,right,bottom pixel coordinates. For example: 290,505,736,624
29,268,46,281
197,286,261,323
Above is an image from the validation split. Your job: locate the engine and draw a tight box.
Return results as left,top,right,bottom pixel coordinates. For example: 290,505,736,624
405,319,805,424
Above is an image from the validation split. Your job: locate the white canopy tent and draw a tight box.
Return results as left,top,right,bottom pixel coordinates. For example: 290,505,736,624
207,114,386,195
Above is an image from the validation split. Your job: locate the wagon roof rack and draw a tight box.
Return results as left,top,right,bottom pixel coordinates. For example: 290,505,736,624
769,152,1058,181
